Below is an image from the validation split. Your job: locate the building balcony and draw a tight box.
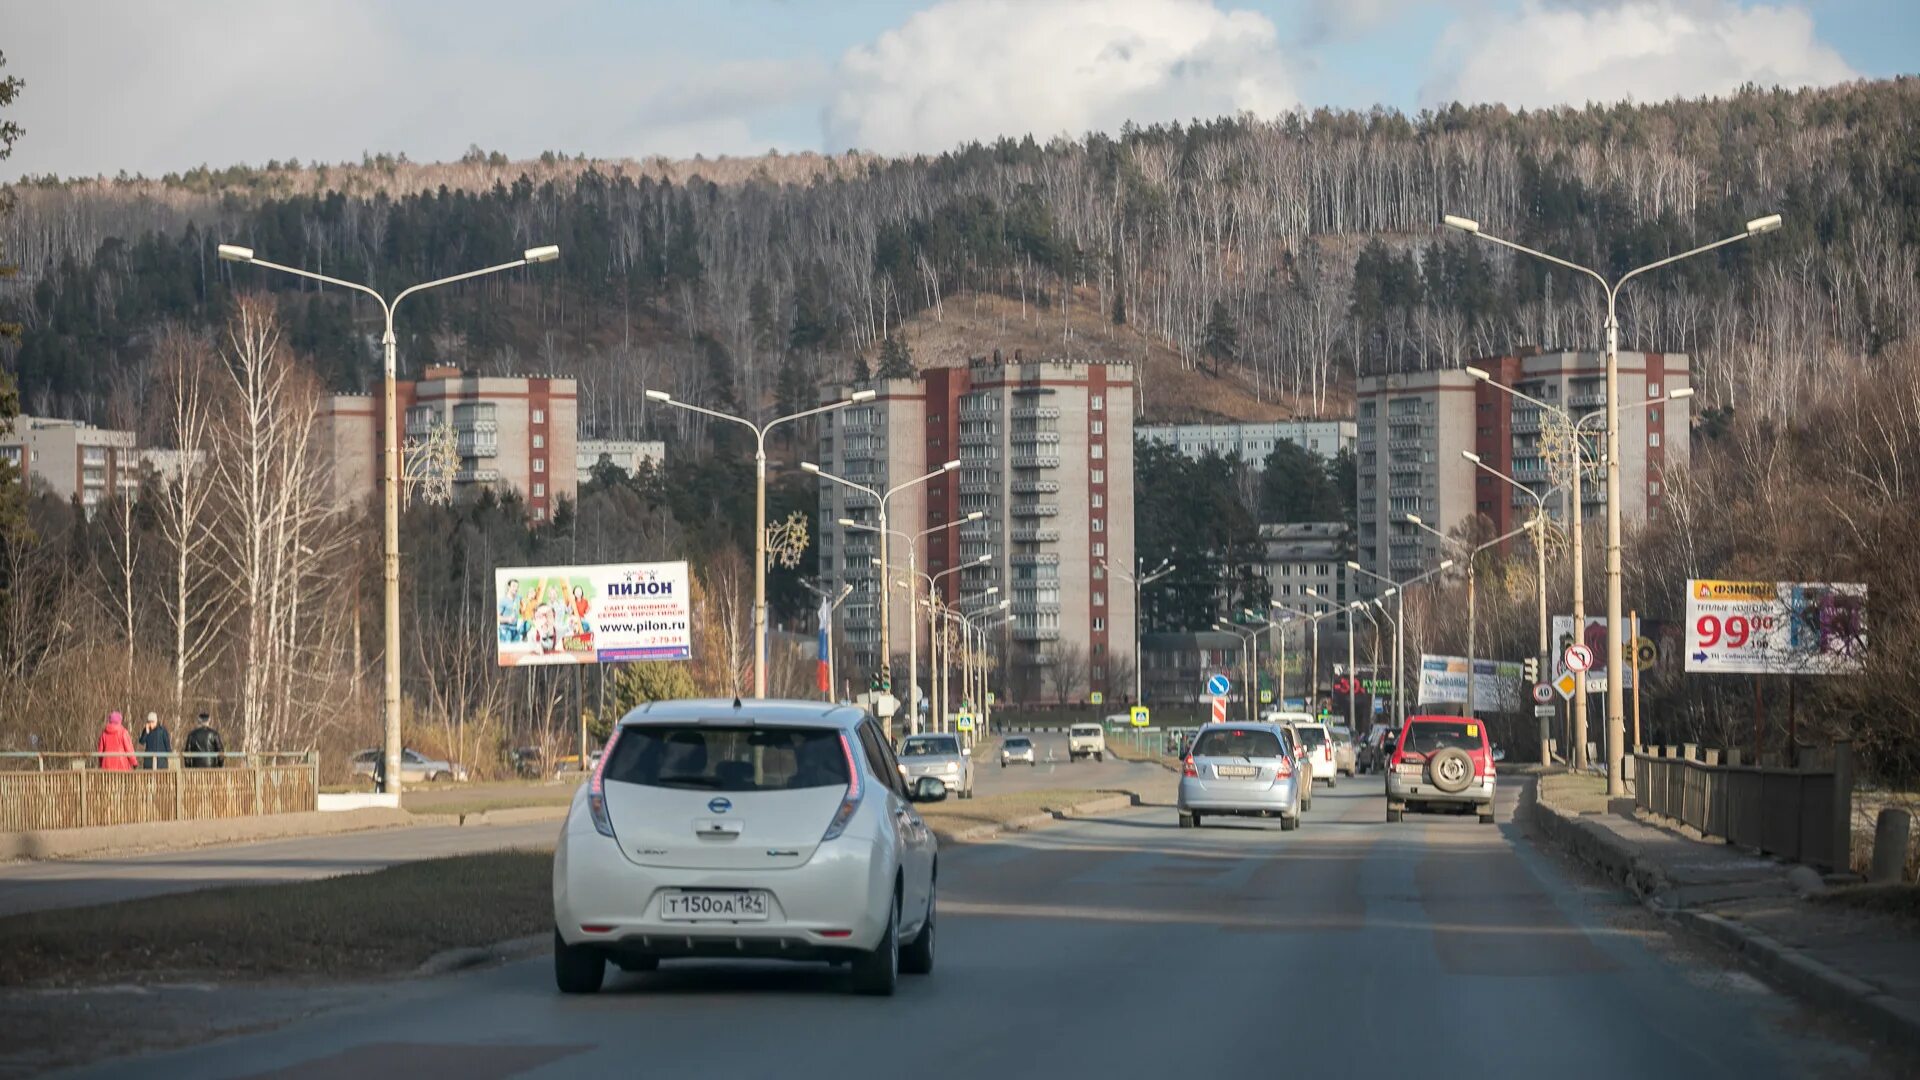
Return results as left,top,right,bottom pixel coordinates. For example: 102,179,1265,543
1011,599,1061,615
1569,392,1606,409
1010,528,1060,543
1009,479,1059,495
1387,460,1423,475
456,435,498,457
1009,405,1061,421
1010,430,1061,446
1511,461,1550,482
454,468,500,484
957,431,994,447
1387,438,1425,452
1010,552,1061,567
1009,503,1059,518
1012,626,1062,642
1010,455,1060,470
838,418,875,435
1509,410,1543,434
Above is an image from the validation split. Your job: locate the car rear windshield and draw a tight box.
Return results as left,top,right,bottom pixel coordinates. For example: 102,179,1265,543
1402,722,1484,755
1329,728,1353,743
1004,738,1031,748
1071,726,1102,736
603,725,850,791
902,736,960,757
1193,729,1284,759
1293,726,1329,748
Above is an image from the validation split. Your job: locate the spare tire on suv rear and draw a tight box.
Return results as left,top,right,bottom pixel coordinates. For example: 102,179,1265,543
1427,746,1473,793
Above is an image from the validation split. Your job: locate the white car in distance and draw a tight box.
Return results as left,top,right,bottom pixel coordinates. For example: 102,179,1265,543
552,700,946,996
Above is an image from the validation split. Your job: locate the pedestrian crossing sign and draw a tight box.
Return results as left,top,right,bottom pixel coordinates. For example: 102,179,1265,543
1130,706,1150,727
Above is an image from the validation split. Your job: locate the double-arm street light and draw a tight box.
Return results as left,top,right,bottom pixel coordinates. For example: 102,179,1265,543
1404,515,1538,718
848,512,982,734
1347,559,1455,725
1347,598,1388,730
1445,211,1779,795
1275,598,1337,707
1461,451,1564,763
804,458,959,734
648,388,877,698
1462,371,1694,770
217,242,559,794
1103,558,1175,706
1213,619,1262,723
926,556,993,728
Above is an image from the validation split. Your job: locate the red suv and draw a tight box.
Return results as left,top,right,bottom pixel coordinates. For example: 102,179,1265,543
1384,715,1496,824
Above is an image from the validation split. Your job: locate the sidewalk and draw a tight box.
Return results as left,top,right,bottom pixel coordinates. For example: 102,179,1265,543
1530,772,1920,1056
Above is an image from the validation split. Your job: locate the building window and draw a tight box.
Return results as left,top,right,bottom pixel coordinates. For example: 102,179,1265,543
532,409,545,425
1092,469,1104,485
1648,432,1661,448
1091,444,1104,460
1649,481,1661,496
1091,395,1103,412
533,434,545,449
1092,542,1105,558
1648,384,1662,398
1091,518,1104,533
534,507,546,521
1093,565,1104,581
533,458,545,474
534,482,546,497
1093,617,1106,632
1091,420,1104,436
1091,493,1104,508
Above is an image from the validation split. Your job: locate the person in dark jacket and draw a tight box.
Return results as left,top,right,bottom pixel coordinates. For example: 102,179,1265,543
138,712,173,769
184,713,224,768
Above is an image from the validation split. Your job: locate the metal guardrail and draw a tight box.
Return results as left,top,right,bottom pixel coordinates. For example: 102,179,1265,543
1633,742,1853,872
0,751,318,832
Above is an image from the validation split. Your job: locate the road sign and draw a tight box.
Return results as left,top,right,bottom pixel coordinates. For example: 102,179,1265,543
1563,643,1593,672
1684,579,1867,675
1531,682,1554,705
1633,637,1658,672
956,710,975,732
1206,673,1231,697
1534,704,1557,718
1553,671,1578,699
1209,696,1228,724
986,691,995,705
1089,691,1104,706
1130,705,1150,727
1259,689,1273,704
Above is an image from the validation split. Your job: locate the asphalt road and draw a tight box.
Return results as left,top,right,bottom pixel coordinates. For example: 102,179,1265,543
58,777,1892,1080
0,731,1143,919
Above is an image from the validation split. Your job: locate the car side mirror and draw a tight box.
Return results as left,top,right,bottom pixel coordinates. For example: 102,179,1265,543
911,776,948,803
1492,747,1507,762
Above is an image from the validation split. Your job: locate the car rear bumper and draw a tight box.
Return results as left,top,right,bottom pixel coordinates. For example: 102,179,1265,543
1386,774,1495,804
553,809,894,954
1177,777,1299,814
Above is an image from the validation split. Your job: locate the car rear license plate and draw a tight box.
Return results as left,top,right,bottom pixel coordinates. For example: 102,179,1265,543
662,890,770,921
1215,765,1257,778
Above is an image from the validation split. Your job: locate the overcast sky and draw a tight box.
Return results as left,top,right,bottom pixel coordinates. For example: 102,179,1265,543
3,0,1913,181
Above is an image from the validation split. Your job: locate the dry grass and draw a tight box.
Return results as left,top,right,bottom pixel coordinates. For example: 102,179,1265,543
1539,771,1611,815
1813,883,1920,929
402,779,578,818
0,851,552,988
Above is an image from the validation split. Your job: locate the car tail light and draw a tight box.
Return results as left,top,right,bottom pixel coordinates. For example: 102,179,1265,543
821,732,864,842
1271,758,1292,780
1183,756,1198,777
587,727,621,838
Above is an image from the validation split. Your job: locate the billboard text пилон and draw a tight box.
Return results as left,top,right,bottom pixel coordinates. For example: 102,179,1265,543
496,562,693,667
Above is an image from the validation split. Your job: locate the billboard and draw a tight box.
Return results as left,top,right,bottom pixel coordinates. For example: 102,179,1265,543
1417,655,1525,712
1683,580,1866,675
495,562,693,667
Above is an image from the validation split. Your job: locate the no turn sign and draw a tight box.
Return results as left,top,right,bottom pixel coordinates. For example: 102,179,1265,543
1564,643,1594,673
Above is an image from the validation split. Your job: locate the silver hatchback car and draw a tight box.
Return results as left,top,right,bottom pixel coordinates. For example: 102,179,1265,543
1177,723,1303,831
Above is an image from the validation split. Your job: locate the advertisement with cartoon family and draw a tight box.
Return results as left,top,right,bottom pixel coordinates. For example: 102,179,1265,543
494,561,693,666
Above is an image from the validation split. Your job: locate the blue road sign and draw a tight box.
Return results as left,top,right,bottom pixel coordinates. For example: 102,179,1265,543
1206,672,1231,697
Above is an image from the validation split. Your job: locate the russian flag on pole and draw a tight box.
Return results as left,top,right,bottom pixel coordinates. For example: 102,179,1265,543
816,595,832,693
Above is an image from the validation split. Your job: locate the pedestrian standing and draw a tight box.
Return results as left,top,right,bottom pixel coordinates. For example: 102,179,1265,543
138,712,173,769
95,712,137,771
184,712,224,768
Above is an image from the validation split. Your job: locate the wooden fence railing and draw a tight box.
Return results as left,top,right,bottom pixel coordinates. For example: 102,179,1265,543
1633,741,1853,872
0,752,318,832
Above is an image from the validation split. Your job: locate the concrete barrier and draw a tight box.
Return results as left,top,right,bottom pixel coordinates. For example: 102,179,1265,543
0,807,419,862
318,793,402,812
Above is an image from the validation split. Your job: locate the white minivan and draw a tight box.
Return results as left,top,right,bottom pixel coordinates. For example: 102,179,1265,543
1068,723,1106,762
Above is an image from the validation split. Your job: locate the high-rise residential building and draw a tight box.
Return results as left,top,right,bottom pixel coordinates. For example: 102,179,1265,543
1354,350,1691,591
0,415,141,511
324,366,578,519
1136,419,1355,463
816,357,1135,704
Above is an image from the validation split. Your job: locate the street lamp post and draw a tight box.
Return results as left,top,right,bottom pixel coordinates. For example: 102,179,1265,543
1446,212,1779,794
1214,619,1261,722
1347,559,1454,725
847,512,981,734
1349,600,1387,730
1280,598,1335,708
1464,451,1563,764
1405,515,1536,718
804,459,959,737
927,556,992,728
218,242,559,794
648,388,876,699
1104,558,1173,706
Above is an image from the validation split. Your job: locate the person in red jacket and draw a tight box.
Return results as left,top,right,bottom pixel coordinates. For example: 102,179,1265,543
95,711,137,771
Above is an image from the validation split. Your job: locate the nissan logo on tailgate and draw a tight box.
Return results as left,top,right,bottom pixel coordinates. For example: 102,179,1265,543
708,797,732,814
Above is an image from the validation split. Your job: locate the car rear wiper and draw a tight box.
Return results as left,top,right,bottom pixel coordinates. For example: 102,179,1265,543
655,774,724,789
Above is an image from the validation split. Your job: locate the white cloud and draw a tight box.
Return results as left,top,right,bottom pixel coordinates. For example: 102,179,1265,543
1423,1,1857,109
823,0,1299,155
1298,0,1401,44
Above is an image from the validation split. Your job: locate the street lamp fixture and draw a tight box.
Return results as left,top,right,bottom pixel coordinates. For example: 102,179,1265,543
220,238,558,796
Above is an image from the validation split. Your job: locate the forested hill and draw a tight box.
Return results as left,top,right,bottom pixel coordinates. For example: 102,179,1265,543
3,78,1917,435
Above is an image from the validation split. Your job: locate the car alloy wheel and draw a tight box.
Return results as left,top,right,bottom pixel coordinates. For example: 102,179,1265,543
553,929,605,995
851,895,899,996
901,893,935,975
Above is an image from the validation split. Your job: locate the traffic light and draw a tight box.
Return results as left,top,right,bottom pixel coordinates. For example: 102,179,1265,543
1523,657,1539,682
880,664,893,693
869,670,883,692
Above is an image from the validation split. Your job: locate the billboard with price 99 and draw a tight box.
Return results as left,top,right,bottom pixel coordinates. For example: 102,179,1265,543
1683,580,1866,675
496,562,693,666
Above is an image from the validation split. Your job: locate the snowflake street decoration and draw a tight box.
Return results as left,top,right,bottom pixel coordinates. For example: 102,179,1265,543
766,510,810,570
403,420,459,509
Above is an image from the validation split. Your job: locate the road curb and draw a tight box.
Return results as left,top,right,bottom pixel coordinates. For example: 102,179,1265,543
1526,779,1920,1055
943,792,1139,844
414,933,549,977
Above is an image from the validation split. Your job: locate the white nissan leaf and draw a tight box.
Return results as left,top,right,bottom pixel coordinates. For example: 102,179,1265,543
553,699,946,996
